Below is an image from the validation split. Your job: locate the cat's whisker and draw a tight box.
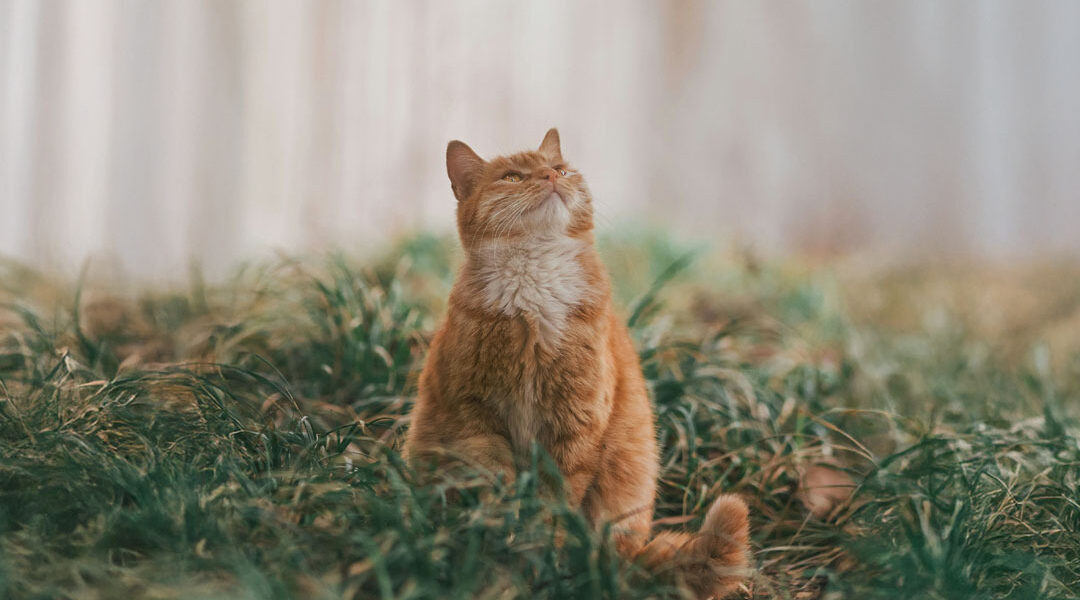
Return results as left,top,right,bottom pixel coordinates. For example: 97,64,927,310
478,196,523,261
592,198,617,230
485,199,523,262
490,201,530,263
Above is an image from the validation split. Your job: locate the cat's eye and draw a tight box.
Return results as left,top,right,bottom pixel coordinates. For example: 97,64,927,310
501,172,523,183
557,168,568,176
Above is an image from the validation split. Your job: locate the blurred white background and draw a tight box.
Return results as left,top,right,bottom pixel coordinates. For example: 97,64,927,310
2,0,1078,279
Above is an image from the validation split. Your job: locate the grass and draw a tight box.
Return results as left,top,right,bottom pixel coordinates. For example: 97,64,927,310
1,232,1078,599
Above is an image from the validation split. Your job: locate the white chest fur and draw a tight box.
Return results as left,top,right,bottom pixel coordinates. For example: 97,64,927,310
470,235,588,349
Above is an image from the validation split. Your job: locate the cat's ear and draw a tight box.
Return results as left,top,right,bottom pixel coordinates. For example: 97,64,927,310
446,140,485,201
539,128,562,161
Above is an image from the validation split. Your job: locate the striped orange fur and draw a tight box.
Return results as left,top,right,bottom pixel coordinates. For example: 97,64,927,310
405,129,750,598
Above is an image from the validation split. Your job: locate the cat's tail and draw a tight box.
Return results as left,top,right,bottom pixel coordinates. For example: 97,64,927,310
636,494,751,599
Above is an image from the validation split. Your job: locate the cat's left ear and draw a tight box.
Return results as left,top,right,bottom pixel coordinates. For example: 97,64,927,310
539,128,562,161
447,140,486,202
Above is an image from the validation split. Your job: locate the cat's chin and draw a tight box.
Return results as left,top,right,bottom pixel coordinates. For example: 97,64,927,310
522,193,571,232
543,192,567,208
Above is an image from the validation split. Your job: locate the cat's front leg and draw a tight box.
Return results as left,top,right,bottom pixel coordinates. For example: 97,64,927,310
406,433,516,486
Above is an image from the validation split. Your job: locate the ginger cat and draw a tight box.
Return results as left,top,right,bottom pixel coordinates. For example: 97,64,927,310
405,129,750,598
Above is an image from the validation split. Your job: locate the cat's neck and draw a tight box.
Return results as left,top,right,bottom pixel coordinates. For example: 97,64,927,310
466,232,586,264
459,233,599,347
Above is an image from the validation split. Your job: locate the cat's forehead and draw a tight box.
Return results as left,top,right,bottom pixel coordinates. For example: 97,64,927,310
488,150,560,171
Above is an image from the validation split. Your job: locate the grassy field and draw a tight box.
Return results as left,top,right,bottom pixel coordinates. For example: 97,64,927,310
1,232,1079,599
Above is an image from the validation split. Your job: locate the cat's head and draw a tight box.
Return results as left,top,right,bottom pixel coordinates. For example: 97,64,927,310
446,128,593,248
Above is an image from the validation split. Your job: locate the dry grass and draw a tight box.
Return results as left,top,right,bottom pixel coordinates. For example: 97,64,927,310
1,233,1078,599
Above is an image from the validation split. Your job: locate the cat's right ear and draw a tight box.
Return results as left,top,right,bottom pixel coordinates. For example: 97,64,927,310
446,141,485,202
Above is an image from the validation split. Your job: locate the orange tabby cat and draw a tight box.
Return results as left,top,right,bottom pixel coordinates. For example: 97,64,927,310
405,129,750,598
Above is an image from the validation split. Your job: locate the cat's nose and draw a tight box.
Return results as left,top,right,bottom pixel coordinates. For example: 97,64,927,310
538,168,559,183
